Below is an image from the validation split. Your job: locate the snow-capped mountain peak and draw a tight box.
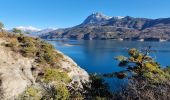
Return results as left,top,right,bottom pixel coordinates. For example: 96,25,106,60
82,12,111,25
15,26,41,32
116,16,125,19
111,16,125,20
91,12,112,19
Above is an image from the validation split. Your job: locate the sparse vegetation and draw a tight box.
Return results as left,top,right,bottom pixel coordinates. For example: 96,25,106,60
41,83,70,100
43,68,71,83
115,48,169,81
20,84,70,100
1,30,63,68
0,22,4,30
12,28,22,34
82,74,113,99
19,87,41,100
102,48,170,100
0,22,74,99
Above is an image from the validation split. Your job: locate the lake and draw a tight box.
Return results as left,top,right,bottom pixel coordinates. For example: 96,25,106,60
48,40,170,91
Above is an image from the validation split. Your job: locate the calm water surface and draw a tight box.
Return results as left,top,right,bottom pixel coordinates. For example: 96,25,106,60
48,40,170,90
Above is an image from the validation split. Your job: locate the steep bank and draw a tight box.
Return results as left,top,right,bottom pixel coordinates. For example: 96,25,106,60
0,32,89,99
0,38,35,98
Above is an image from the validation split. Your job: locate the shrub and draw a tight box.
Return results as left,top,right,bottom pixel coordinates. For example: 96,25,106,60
42,83,70,100
55,84,70,100
108,48,170,82
21,46,37,57
26,87,39,97
83,74,113,99
43,68,71,83
12,28,22,34
4,38,19,51
19,87,41,100
0,32,5,37
104,48,170,100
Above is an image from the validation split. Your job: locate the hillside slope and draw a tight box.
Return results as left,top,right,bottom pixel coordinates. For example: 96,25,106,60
0,31,89,99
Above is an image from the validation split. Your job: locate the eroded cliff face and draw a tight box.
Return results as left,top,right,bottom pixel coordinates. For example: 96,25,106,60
0,39,35,99
0,38,89,99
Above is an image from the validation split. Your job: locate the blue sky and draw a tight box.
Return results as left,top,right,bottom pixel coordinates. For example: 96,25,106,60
0,0,170,29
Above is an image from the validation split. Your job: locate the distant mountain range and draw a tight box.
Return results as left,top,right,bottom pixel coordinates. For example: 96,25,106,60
10,26,55,37
15,26,41,33
39,12,170,41
29,28,55,37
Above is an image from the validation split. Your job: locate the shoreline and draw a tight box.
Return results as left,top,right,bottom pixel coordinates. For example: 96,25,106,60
44,38,170,42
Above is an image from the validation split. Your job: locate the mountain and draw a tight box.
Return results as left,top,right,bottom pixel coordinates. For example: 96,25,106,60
10,26,56,37
15,26,41,33
40,13,170,41
29,28,55,36
79,12,112,26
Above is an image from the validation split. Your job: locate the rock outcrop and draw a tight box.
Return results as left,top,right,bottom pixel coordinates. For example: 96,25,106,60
0,39,35,99
56,51,89,85
0,38,89,99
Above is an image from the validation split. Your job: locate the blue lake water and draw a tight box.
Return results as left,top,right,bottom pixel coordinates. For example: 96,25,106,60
48,40,170,91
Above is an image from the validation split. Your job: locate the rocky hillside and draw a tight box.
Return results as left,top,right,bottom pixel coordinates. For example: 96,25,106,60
0,31,89,99
40,13,170,41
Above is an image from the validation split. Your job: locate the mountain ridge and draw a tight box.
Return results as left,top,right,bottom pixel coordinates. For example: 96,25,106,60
40,13,170,41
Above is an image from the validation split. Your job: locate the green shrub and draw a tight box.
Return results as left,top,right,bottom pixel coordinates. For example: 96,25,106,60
55,84,70,100
21,46,37,57
19,87,41,100
26,87,39,97
83,74,113,99
0,32,5,37
43,52,55,63
109,48,170,100
44,68,71,83
106,48,170,82
4,38,19,51
42,83,70,100
165,66,170,74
